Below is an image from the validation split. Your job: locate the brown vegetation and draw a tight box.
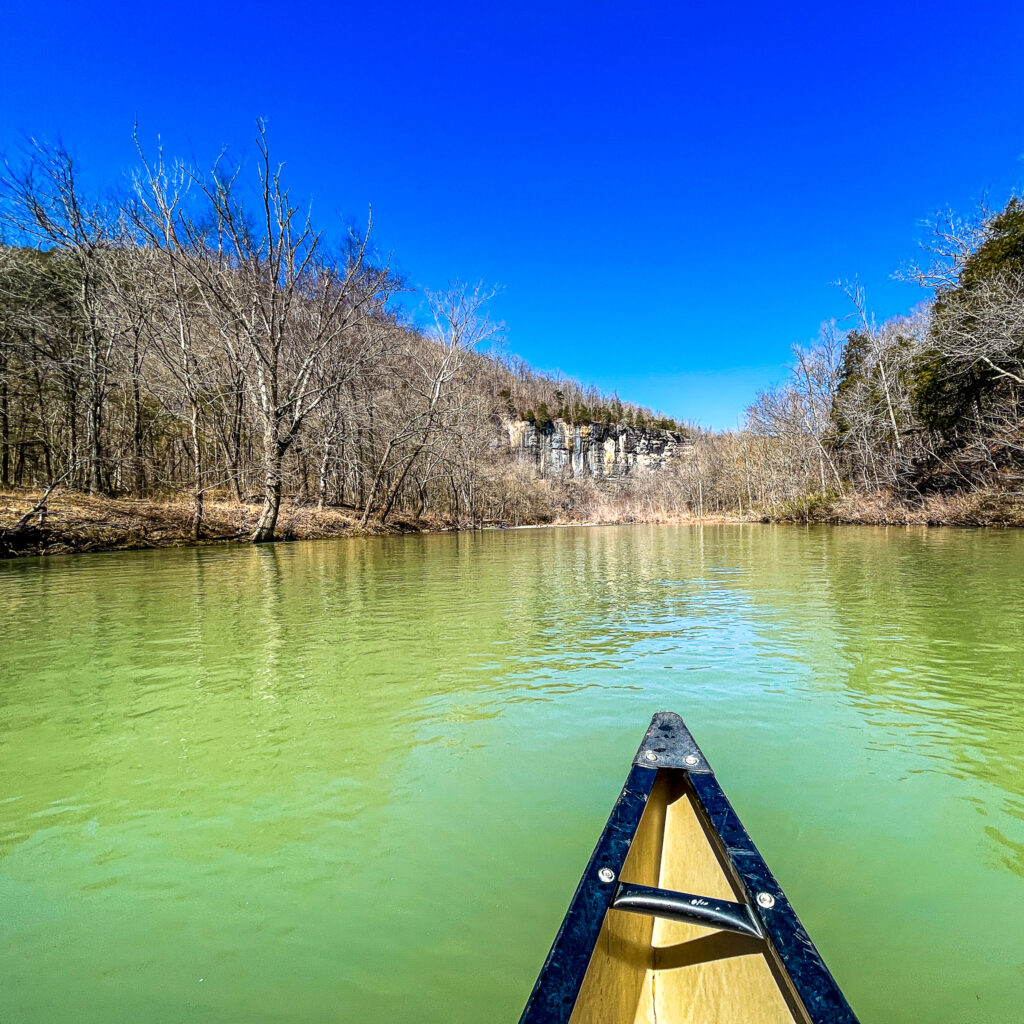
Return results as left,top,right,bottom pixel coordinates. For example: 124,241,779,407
0,130,684,546
761,488,1024,527
0,488,448,557
1,128,1021,555
0,485,752,559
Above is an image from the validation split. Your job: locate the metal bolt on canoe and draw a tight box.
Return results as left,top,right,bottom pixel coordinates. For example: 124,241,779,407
518,711,859,1024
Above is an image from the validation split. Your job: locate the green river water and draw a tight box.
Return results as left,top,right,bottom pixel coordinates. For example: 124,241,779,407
1,524,1023,1023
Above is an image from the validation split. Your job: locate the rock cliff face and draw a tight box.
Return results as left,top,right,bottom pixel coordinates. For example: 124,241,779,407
506,418,691,479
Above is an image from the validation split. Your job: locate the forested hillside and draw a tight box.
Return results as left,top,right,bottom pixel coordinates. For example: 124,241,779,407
683,196,1024,524
2,126,1022,556
0,128,685,547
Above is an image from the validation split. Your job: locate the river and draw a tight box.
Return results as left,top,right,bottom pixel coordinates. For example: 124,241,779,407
1,524,1022,1022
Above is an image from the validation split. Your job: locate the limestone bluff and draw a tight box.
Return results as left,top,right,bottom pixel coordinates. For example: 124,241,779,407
506,418,692,480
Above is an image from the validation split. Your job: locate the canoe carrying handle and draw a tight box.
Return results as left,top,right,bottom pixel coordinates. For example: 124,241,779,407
611,882,764,939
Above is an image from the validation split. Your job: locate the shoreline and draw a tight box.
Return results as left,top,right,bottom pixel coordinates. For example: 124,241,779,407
0,490,746,560
0,491,441,559
2,488,1021,560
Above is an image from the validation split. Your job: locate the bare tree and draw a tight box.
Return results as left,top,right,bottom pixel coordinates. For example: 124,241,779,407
132,121,399,541
359,282,501,527
1,138,121,493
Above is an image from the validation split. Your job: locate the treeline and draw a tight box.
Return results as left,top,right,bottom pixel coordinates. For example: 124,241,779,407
508,388,681,433
4,125,1018,542
666,196,1024,522
0,126,683,540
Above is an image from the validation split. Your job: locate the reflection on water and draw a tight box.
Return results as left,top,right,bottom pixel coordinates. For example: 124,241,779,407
1,525,1023,1022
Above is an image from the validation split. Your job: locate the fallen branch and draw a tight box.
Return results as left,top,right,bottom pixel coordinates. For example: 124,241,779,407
6,475,69,533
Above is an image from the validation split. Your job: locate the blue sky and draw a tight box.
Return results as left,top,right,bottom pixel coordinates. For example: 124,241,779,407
3,1,1023,427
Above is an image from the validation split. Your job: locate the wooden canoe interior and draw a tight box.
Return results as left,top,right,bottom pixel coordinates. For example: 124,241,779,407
568,771,812,1024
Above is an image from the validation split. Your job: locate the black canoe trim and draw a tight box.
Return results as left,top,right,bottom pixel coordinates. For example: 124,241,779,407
631,710,712,773
518,761,657,1022
686,769,858,1023
518,711,859,1024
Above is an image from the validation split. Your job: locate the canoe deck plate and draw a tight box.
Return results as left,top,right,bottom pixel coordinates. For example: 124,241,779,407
632,710,712,773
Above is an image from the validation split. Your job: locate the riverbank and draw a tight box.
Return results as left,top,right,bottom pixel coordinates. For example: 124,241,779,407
0,489,740,559
761,489,1024,527
0,491,443,558
6,487,1018,559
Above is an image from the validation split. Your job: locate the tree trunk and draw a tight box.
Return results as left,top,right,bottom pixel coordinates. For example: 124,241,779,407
133,377,146,494
252,436,286,543
448,473,460,525
0,338,9,488
67,379,80,488
318,447,331,508
85,297,107,494
230,387,245,500
378,445,425,526
87,380,104,494
191,404,204,541
358,437,397,530
192,487,204,541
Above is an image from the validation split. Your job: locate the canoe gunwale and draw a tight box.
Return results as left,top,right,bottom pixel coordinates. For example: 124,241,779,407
518,761,657,1022
517,712,859,1024
685,767,858,1023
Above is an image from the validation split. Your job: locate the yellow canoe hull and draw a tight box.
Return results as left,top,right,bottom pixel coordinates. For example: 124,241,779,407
519,713,857,1024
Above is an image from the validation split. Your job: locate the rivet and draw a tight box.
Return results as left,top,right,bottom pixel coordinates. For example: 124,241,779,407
683,754,699,766
598,867,615,883
756,892,776,909
644,750,658,762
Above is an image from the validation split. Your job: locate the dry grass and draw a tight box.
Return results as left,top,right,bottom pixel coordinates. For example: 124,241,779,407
0,490,444,558
549,507,751,527
764,489,1024,527
6,484,1016,560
